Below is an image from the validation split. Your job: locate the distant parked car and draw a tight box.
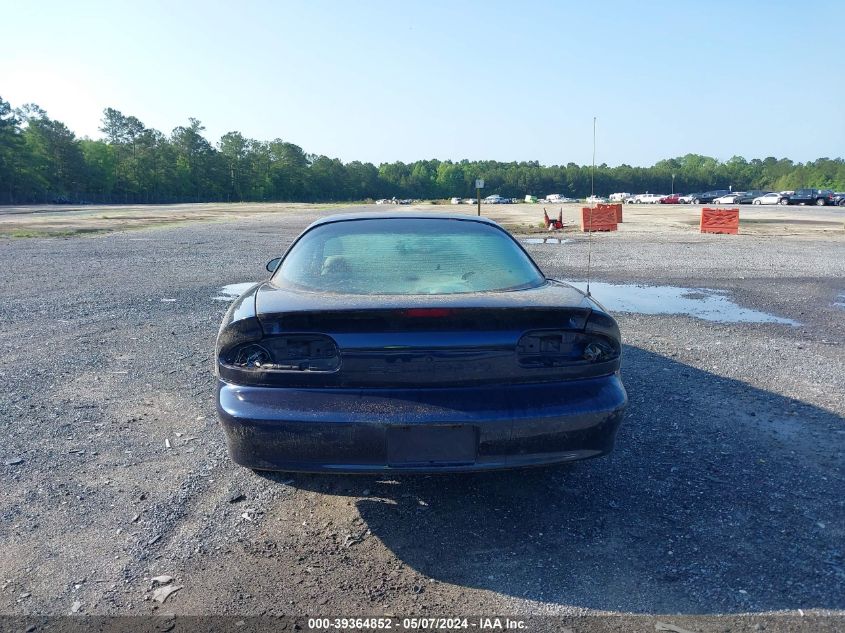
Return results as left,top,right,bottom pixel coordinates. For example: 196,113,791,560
691,190,730,204
484,194,507,204
781,188,836,206
833,192,845,206
712,193,743,204
464,199,476,205
585,195,608,204
752,192,784,205
735,190,771,204
631,193,665,204
450,197,462,205
678,194,696,203
659,194,682,204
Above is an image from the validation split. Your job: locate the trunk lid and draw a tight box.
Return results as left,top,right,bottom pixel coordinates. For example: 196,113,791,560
256,279,591,320
254,281,598,387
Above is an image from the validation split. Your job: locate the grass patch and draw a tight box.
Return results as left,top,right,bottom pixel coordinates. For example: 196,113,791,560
739,218,843,227
315,202,370,212
0,227,110,238
0,219,203,239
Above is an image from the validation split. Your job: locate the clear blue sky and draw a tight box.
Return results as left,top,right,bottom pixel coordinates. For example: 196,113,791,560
1,0,842,166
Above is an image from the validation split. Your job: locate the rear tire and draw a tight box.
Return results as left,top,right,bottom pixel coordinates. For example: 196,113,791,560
779,198,789,205
693,198,700,204
753,200,761,205
816,198,826,206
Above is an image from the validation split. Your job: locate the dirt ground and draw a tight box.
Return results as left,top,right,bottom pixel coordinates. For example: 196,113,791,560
1,201,843,239
0,204,843,632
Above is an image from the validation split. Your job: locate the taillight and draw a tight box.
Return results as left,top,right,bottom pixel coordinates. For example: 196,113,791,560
516,310,622,370
222,334,340,373
582,339,617,362
516,330,620,367
216,316,263,354
232,344,272,368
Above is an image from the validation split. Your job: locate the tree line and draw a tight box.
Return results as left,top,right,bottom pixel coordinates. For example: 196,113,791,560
1,97,843,205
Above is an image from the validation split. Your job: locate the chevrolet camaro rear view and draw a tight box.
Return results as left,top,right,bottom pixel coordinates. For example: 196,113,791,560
215,214,627,472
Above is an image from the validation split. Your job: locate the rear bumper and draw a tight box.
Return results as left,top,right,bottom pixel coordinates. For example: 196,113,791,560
217,374,627,473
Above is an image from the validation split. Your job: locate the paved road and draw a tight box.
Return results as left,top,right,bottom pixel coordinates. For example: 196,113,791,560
1,209,843,621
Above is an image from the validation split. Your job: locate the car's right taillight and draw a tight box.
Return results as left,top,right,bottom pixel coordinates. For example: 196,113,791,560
516,330,620,367
582,337,618,362
517,308,622,372
582,310,622,368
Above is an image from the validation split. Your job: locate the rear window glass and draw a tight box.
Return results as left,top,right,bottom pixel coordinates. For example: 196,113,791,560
272,218,545,295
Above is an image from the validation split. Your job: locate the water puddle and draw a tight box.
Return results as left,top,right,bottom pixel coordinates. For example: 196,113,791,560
568,282,799,325
213,282,257,302
524,237,571,244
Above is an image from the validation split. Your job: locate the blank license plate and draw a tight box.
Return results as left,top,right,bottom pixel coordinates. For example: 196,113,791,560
387,426,477,466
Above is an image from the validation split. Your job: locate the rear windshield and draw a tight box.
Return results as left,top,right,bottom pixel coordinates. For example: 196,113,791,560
272,218,545,295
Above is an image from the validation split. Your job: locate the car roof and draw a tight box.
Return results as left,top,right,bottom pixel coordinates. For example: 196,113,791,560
306,212,501,230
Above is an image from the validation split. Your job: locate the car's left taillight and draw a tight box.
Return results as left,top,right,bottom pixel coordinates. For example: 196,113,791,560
216,317,341,385
223,335,340,372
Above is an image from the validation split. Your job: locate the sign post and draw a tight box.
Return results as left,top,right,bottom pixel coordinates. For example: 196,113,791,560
475,179,484,216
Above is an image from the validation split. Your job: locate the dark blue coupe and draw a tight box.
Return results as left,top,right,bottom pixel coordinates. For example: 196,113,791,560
215,213,627,472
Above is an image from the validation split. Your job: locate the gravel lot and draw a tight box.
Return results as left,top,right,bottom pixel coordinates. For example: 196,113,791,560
1,205,843,626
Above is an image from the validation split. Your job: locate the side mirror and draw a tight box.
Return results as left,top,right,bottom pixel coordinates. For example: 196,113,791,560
266,257,282,273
